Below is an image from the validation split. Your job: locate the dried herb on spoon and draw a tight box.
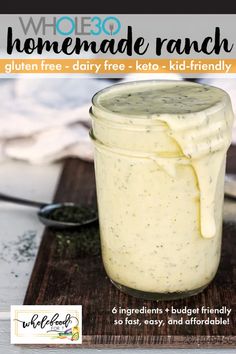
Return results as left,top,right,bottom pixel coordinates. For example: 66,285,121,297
46,205,97,224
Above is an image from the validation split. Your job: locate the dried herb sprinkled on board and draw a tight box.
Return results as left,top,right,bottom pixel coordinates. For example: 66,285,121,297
55,223,100,258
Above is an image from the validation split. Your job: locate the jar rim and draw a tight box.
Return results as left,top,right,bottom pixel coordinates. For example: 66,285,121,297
91,79,229,126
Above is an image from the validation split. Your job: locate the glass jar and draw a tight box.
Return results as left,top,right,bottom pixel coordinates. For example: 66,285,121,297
90,80,234,300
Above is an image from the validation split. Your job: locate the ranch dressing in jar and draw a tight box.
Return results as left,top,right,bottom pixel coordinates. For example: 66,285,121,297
90,80,234,300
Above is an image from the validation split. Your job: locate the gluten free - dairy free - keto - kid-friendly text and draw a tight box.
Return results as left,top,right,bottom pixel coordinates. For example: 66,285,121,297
90,80,234,300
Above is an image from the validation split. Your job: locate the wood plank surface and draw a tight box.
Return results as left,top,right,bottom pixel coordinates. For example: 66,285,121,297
23,147,236,348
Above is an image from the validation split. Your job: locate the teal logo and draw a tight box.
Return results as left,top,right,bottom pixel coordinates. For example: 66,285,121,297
91,16,121,35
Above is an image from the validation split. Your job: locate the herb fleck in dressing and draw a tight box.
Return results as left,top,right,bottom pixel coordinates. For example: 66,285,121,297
91,81,234,296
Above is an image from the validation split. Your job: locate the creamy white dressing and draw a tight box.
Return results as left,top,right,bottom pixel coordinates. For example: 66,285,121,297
95,81,234,239
91,80,234,295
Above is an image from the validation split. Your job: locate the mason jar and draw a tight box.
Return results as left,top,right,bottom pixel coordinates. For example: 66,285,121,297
90,80,234,300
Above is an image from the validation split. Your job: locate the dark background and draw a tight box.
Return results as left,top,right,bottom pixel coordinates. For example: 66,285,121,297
0,0,236,14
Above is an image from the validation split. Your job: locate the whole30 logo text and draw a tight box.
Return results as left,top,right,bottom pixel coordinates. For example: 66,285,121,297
19,16,121,36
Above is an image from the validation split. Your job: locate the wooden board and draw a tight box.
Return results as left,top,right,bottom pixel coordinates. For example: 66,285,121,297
24,148,236,348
